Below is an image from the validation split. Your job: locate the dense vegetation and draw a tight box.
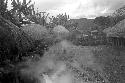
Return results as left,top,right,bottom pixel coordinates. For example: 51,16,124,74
0,0,125,83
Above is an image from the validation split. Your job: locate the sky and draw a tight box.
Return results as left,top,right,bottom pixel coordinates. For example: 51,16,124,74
8,0,125,19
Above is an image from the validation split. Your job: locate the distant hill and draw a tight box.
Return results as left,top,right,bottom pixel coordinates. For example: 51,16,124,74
108,5,125,26
68,18,98,34
112,5,125,17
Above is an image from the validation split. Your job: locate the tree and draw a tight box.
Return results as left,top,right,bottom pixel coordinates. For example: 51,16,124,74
49,13,70,27
0,0,20,26
10,0,34,26
110,5,125,26
0,0,8,15
94,16,111,27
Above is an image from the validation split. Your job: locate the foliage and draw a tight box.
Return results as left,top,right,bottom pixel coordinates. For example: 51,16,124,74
112,5,125,17
105,5,125,27
0,0,71,27
10,0,35,26
0,0,50,26
94,5,125,31
110,15,125,26
29,11,49,26
0,0,8,15
0,0,20,26
11,0,32,16
94,16,111,27
49,13,70,27
112,5,125,24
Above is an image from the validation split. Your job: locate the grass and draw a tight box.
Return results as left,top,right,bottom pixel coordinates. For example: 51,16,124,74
92,45,125,83
41,41,110,83
1,37,125,83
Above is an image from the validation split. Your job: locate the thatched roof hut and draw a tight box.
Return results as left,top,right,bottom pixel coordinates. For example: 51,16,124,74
103,19,125,38
53,25,69,33
53,25,70,40
22,24,49,40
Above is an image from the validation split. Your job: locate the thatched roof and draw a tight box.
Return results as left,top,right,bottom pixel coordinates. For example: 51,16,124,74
52,25,70,40
0,16,34,54
53,25,69,34
22,24,48,40
103,19,125,37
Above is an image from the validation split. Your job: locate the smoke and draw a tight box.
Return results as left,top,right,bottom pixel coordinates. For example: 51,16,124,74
19,40,108,83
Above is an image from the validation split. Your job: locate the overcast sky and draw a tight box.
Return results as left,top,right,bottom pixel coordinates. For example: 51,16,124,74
8,0,125,19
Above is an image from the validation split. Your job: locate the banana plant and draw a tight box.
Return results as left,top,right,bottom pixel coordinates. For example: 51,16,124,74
10,0,34,24
48,13,70,27
0,0,8,15
0,0,20,26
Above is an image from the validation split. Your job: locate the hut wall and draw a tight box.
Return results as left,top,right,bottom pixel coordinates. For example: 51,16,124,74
107,37,125,47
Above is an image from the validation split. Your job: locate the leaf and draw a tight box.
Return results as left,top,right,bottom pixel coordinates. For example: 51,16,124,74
5,0,8,9
26,0,31,6
17,0,19,3
23,0,26,4
11,0,17,8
